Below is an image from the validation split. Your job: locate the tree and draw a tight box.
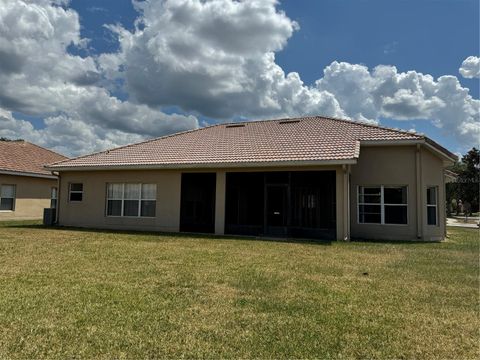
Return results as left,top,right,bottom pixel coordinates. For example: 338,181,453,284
459,148,480,213
447,148,480,215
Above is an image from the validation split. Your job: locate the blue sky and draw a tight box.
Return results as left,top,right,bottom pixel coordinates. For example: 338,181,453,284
71,0,479,153
277,0,478,93
71,0,479,89
0,0,478,156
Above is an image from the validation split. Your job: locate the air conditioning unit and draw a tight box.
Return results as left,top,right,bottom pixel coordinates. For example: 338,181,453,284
43,208,56,226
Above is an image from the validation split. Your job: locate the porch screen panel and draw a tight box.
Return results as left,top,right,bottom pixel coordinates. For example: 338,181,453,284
225,172,264,236
290,171,336,231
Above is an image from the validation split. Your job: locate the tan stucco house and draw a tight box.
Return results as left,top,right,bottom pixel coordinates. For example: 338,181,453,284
46,116,457,241
0,140,67,220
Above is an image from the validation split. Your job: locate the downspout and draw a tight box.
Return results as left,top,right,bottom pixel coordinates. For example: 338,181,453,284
415,144,423,239
343,164,351,241
443,168,447,239
347,164,351,241
54,171,61,225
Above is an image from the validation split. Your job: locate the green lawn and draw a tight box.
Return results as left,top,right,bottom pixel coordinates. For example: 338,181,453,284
0,222,478,359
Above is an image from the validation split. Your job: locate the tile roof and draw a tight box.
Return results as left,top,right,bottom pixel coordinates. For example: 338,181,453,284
47,116,455,170
0,140,67,177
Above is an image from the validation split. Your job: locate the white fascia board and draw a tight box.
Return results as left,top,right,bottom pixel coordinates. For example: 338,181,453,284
0,169,58,179
359,139,423,146
45,158,358,172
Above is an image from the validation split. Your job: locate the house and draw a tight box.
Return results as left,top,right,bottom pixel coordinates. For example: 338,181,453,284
0,140,67,220
46,116,457,241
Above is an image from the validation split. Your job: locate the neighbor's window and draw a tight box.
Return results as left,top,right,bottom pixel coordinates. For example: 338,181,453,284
0,184,16,211
69,183,83,202
106,183,156,217
358,186,408,225
50,187,57,208
427,186,438,226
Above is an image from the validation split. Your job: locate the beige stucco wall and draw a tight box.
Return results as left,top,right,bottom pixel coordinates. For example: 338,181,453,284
421,148,446,241
0,174,57,220
57,146,447,242
57,166,346,240
350,145,446,241
58,170,182,232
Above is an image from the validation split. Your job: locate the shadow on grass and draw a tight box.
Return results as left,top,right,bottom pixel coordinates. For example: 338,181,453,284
350,238,440,245
7,221,465,246
2,222,333,246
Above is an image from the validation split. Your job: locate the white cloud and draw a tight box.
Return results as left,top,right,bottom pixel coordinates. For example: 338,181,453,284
0,0,478,156
0,107,147,156
0,0,198,156
107,0,345,119
459,56,480,79
107,0,478,145
315,62,480,145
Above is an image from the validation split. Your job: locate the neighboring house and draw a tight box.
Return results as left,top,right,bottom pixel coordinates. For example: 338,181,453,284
46,116,457,241
0,140,67,220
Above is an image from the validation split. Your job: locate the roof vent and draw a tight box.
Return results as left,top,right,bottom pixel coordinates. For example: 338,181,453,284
225,124,245,128
279,119,301,124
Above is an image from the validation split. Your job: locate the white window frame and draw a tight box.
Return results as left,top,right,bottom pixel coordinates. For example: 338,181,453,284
0,184,16,211
357,185,408,225
69,183,83,202
426,186,438,226
357,186,382,224
106,183,156,218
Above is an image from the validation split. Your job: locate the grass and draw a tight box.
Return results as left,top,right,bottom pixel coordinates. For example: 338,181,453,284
0,221,478,359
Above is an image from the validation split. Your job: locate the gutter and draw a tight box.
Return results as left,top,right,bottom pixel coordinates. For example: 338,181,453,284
0,169,58,179
45,158,358,172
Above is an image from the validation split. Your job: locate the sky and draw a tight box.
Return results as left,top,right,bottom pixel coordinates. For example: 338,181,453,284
0,0,478,157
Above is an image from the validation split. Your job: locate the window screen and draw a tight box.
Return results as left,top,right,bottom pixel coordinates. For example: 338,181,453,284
427,187,438,226
0,185,15,211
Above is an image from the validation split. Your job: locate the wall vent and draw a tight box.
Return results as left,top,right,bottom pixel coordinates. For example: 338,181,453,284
225,124,246,128
278,120,301,124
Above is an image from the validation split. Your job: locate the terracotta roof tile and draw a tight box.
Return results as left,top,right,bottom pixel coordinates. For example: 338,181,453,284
48,116,453,169
0,140,67,176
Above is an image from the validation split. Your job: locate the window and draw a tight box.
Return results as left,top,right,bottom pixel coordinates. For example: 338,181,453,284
106,183,156,217
384,187,408,224
358,186,381,224
358,186,408,225
427,186,438,226
69,183,83,202
50,187,58,208
0,185,16,211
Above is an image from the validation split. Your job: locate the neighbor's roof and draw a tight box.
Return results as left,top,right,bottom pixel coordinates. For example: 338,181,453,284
0,140,67,178
47,116,457,170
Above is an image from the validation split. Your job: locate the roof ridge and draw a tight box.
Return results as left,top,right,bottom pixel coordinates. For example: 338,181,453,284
0,139,67,160
218,115,423,138
317,115,423,138
48,123,221,166
24,141,68,160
